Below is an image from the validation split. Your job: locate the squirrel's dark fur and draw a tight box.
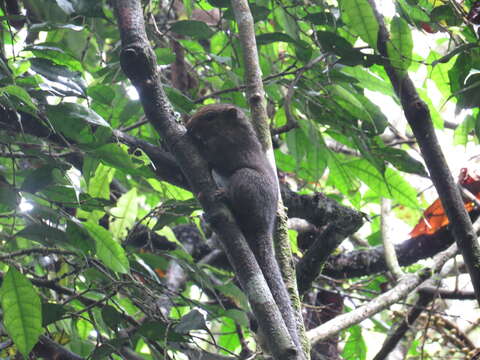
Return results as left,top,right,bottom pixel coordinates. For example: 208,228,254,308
186,103,300,350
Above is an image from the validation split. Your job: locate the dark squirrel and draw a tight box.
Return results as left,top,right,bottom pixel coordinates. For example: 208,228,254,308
186,103,301,351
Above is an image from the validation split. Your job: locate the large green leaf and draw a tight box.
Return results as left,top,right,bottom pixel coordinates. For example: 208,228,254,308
25,44,83,72
1,267,43,357
0,181,19,213
47,102,110,128
387,16,413,73
397,0,430,22
342,325,366,360
88,144,138,174
46,103,109,144
327,84,374,124
341,66,394,96
0,85,37,112
454,114,476,145
170,20,215,40
346,159,419,208
256,32,296,45
340,0,379,49
373,147,428,177
16,223,68,246
85,222,130,274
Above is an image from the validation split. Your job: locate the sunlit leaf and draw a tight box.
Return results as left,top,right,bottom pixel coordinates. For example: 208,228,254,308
387,16,412,73
340,0,378,49
347,159,419,208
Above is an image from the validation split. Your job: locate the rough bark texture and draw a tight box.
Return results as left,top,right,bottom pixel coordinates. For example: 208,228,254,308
114,1,297,358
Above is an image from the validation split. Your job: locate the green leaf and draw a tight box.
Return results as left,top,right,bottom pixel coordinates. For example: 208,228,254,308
153,199,199,230
91,339,125,360
222,309,249,327
207,0,229,7
25,44,83,72
42,303,69,326
171,20,215,40
0,85,37,112
110,188,138,241
454,114,475,145
224,5,270,22
21,165,56,193
0,181,19,213
101,305,124,330
342,325,366,360
88,144,138,174
155,48,176,65
256,32,295,45
327,84,373,124
137,320,186,342
304,12,336,26
340,0,378,49
16,223,67,246
327,154,360,196
215,283,249,311
30,23,84,32
30,58,86,97
347,159,419,208
174,309,208,334
40,185,78,203
87,162,114,200
87,84,115,105
387,16,413,72
373,147,428,177
164,86,195,113
397,0,430,22
431,5,461,26
46,103,109,145
47,102,110,128
317,31,356,58
456,73,480,109
1,267,43,357
285,128,308,165
341,66,394,96
85,222,130,274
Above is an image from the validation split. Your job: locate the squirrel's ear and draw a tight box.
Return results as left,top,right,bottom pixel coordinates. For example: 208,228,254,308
226,107,238,119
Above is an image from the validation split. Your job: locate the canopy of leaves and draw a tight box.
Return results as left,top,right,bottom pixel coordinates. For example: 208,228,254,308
0,0,479,359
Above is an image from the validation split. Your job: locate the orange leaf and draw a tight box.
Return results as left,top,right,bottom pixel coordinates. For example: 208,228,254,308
410,199,448,237
410,168,480,237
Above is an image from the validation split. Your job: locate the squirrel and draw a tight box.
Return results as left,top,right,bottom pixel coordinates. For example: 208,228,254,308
186,103,301,351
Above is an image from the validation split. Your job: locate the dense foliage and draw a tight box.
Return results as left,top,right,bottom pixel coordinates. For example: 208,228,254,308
0,0,480,359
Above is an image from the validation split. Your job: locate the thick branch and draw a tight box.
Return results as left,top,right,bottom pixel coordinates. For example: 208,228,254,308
33,335,84,360
372,292,433,360
307,242,457,344
231,0,306,356
113,1,296,358
323,221,466,278
368,0,480,306
296,225,347,295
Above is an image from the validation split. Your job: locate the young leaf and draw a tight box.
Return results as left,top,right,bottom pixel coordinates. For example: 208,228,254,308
1,267,43,357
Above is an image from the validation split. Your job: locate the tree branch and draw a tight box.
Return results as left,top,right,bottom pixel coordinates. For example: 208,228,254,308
307,242,457,344
113,1,297,358
367,0,480,306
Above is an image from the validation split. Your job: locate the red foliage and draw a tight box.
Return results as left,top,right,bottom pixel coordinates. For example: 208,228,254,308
410,168,480,237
